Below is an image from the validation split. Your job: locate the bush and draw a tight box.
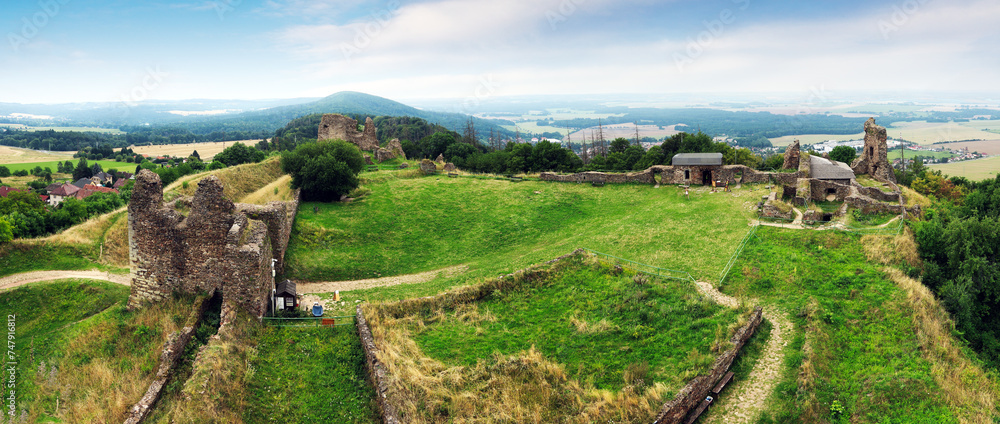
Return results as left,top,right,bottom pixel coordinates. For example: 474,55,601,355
282,140,365,202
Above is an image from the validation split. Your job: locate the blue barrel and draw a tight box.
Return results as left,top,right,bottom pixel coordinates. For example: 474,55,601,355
312,303,324,317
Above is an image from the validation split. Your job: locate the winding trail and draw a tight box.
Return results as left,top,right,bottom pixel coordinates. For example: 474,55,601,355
0,270,130,292
694,281,792,424
297,265,468,294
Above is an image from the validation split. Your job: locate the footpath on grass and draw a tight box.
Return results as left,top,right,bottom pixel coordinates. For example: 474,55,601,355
695,281,792,424
0,269,130,292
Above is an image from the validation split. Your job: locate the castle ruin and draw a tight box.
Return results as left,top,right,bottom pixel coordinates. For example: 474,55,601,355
851,117,896,183
127,170,299,316
318,114,379,151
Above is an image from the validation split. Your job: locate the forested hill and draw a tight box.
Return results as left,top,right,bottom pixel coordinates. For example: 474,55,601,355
271,114,458,150
121,92,514,145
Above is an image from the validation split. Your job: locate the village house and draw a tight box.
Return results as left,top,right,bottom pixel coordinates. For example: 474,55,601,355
669,153,724,185
47,183,80,206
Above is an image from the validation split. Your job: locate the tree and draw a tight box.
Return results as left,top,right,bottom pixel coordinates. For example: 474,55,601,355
829,145,857,164
282,140,365,202
610,138,631,154
0,166,9,177
214,142,266,167
72,158,92,180
0,216,12,245
191,150,201,160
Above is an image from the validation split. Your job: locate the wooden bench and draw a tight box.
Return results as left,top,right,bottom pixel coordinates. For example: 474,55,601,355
366,165,379,172
712,371,734,395
684,396,714,424
448,172,458,178
509,176,523,182
591,180,605,187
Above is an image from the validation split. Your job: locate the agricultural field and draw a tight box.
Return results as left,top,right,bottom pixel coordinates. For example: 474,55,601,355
769,133,864,147
888,147,954,160
935,139,1000,155
888,121,997,144
0,145,73,165
2,159,127,174
958,119,1000,134
928,156,1000,182
126,140,262,161
366,254,747,422
0,124,123,134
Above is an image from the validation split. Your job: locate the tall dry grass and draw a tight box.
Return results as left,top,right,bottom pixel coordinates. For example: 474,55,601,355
154,307,258,424
164,157,285,202
863,229,998,423
795,298,826,423
239,174,294,205
366,304,669,423
32,297,192,423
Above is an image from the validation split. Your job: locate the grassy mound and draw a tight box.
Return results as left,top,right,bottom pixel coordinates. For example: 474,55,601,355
287,174,768,313
720,227,985,423
0,280,195,423
150,307,377,424
365,253,749,423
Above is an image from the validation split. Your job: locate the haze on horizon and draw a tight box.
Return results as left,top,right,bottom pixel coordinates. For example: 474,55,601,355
2,0,999,106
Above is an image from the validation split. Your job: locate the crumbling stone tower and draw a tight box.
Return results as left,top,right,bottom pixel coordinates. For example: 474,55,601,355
127,170,299,316
318,114,379,151
782,139,801,170
851,118,896,183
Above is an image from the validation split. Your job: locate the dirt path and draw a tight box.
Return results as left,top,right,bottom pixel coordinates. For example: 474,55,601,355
694,281,792,424
297,265,469,294
0,270,130,292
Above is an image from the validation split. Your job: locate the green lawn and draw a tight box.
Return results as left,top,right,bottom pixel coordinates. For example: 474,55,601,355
888,147,954,161
2,159,130,174
287,173,766,312
0,243,124,278
720,228,955,423
244,326,378,424
412,255,741,392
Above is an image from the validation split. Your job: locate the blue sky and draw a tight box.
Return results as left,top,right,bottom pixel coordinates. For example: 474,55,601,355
1,0,998,105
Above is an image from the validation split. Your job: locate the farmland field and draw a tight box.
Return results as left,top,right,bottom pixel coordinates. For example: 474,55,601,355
769,133,864,147
2,159,129,173
933,139,1000,155
928,156,1000,181
888,147,954,160
0,145,74,164
0,124,123,134
126,140,263,160
888,121,996,144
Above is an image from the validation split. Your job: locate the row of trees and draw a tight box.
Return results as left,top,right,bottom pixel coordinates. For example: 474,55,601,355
0,189,125,242
913,175,1000,366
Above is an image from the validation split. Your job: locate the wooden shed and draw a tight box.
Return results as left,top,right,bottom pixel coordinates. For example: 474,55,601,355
274,280,297,311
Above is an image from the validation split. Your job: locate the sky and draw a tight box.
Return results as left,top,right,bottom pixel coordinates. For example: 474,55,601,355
1,0,998,105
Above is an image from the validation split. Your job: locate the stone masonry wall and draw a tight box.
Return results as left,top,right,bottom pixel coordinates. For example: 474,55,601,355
653,306,764,424
127,170,297,318
318,114,379,151
851,118,896,183
808,179,851,202
852,183,901,203
540,165,800,186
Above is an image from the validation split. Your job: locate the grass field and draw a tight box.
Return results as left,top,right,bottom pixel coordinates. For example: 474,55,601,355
928,156,1000,181
127,140,263,161
769,133,864,147
719,228,977,423
368,254,747,422
286,173,768,312
0,280,194,423
888,121,997,144
889,147,954,160
2,159,129,174
934,140,1000,155
0,145,73,165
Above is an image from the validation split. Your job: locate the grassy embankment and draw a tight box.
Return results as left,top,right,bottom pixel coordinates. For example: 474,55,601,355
0,280,196,423
716,227,999,423
367,254,749,422
286,171,770,314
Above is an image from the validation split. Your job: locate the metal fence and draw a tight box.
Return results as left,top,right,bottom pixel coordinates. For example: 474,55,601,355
718,224,760,285
581,248,696,283
261,315,356,327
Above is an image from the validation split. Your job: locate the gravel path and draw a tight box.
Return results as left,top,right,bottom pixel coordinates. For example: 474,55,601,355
297,265,468,294
695,281,792,424
0,270,130,292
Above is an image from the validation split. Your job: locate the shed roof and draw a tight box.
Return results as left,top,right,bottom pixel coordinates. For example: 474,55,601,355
672,153,723,166
276,280,296,296
810,155,856,180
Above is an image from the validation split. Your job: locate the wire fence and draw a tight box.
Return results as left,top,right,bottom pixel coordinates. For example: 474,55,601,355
261,315,356,328
718,224,760,286
581,248,696,284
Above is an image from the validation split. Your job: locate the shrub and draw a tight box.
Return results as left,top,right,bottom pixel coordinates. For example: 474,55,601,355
282,140,365,202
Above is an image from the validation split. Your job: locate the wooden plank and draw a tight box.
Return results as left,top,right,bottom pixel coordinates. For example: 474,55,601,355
684,398,713,424
712,371,734,395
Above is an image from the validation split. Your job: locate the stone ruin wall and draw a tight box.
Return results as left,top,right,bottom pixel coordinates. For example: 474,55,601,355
808,179,851,203
653,306,764,423
127,170,298,317
852,118,896,183
318,114,379,151
540,165,801,186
